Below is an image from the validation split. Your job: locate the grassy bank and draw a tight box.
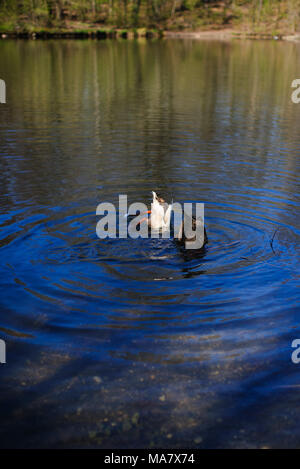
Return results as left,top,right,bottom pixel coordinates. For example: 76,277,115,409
0,1,299,38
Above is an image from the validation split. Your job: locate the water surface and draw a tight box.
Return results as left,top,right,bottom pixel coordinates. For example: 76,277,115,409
0,38,300,448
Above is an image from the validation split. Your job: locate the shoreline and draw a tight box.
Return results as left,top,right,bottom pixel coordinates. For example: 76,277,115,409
0,28,299,42
165,29,300,42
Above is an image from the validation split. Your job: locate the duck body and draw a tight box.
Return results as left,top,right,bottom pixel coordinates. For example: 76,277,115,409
177,214,208,250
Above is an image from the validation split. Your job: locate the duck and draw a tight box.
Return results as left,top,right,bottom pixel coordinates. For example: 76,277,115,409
138,192,207,250
137,191,172,230
177,214,208,250
148,191,172,230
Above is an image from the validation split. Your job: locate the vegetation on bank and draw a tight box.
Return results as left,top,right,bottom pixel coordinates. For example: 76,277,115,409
0,0,299,36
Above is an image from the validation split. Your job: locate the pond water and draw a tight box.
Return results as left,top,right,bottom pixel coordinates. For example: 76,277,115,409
0,38,300,448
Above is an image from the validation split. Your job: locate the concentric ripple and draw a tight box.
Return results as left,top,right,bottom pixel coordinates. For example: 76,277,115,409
0,38,300,448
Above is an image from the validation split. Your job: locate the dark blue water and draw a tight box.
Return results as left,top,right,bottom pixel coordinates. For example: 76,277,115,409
0,39,300,448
